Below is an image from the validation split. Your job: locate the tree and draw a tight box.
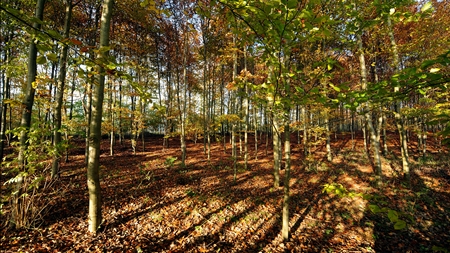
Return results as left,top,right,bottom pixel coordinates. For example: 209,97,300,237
219,0,332,241
87,0,114,233
12,0,46,228
51,0,74,178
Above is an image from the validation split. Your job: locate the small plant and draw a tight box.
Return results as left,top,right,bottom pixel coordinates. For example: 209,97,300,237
322,183,410,230
304,155,319,173
185,188,196,197
3,123,56,229
164,156,177,168
432,245,449,253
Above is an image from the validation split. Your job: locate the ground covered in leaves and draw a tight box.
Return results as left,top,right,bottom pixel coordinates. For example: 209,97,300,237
1,132,450,252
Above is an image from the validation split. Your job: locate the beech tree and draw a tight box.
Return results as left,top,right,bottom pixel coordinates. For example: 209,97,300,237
219,0,334,241
86,0,114,233
51,0,75,178
11,0,46,228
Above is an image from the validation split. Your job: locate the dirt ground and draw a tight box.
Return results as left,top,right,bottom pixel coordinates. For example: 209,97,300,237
1,131,449,252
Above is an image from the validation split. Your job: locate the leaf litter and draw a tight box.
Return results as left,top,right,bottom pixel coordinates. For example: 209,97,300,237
1,133,449,252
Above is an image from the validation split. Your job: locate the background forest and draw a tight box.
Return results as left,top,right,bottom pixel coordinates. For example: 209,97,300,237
1,0,450,252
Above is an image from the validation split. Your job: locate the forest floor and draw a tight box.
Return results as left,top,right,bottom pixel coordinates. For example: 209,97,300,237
1,132,450,252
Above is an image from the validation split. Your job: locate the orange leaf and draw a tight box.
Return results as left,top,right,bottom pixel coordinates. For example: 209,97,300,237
70,38,83,46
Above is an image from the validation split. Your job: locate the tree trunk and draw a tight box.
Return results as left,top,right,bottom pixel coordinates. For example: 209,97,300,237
52,0,73,178
232,123,237,182
85,3,101,166
18,0,45,167
358,33,382,184
14,0,45,228
302,107,308,157
273,114,281,188
282,111,291,242
109,80,115,156
253,103,258,161
87,0,114,233
0,34,11,165
387,14,410,183
0,35,11,198
325,111,332,162
178,31,188,167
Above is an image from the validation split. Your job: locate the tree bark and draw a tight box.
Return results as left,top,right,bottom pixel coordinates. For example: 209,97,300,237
52,0,73,178
14,0,46,228
272,114,281,188
281,110,291,242
358,33,382,183
325,111,332,162
387,14,410,183
0,31,11,166
87,0,114,233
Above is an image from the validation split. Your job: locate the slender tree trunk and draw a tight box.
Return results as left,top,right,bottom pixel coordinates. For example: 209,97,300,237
358,33,382,183
66,67,76,162
52,0,73,178
18,0,45,167
273,114,281,188
14,0,46,228
118,80,123,145
0,41,11,199
140,98,145,152
85,3,100,166
243,47,249,169
421,119,427,158
87,0,114,233
232,123,237,182
253,103,258,161
131,95,136,154
387,14,410,183
0,36,11,165
325,111,332,162
109,80,115,156
302,107,308,157
265,109,269,156
282,110,291,242
178,32,188,167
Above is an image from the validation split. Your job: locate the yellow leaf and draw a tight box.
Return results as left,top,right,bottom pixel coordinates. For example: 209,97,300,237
429,68,440,73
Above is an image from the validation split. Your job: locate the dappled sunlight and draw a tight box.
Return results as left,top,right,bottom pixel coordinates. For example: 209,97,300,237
2,133,449,252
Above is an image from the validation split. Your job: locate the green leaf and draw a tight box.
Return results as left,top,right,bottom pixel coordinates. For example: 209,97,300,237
387,210,399,222
36,55,47,64
369,204,381,213
330,84,340,92
394,220,406,230
47,30,62,40
106,63,116,70
432,245,449,252
98,46,111,54
421,2,432,12
140,0,150,7
46,52,58,62
36,43,52,52
310,87,319,94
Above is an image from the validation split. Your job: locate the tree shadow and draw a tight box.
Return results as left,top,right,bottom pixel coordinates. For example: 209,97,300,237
365,154,450,252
